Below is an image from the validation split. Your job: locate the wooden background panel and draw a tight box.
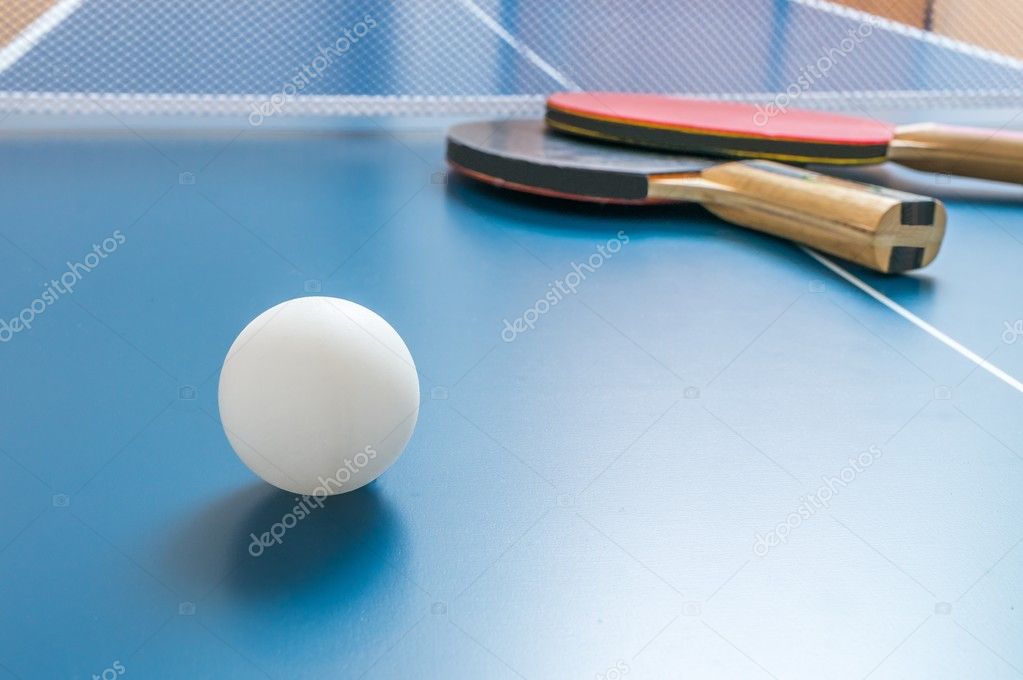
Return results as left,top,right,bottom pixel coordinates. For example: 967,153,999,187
0,0,58,45
830,0,929,27
932,0,1023,59
832,0,1023,59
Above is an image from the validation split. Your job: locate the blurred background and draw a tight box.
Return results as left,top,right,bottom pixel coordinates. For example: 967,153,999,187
1,0,1023,123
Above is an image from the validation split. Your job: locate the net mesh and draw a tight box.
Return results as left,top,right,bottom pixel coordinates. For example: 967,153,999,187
1,0,1022,118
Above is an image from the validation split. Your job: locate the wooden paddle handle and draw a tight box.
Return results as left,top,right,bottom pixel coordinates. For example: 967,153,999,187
650,160,945,273
889,123,1023,185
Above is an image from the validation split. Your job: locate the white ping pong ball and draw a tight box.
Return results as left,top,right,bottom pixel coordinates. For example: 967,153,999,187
218,296,419,495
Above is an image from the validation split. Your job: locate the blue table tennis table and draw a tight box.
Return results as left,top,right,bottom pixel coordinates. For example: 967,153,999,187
1,1,1022,678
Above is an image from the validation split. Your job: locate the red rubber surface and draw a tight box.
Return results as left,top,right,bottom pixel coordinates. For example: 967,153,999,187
548,92,895,146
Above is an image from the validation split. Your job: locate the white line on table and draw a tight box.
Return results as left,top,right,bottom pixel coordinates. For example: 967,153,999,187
455,0,580,91
804,247,1023,394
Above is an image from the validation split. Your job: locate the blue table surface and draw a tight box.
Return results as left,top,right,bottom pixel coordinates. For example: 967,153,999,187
1,0,1023,677
0,125,1021,680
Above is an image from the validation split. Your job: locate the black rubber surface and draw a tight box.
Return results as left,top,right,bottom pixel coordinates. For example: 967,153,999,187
446,119,711,202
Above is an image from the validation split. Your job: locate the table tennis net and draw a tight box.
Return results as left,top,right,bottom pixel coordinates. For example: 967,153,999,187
1,0,1022,119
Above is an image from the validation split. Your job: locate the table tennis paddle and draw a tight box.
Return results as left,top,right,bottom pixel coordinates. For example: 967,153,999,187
547,92,1023,185
446,120,945,273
